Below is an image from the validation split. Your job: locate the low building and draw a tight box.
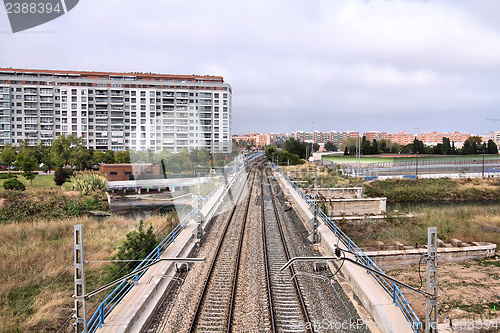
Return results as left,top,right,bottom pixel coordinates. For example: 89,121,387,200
99,163,162,181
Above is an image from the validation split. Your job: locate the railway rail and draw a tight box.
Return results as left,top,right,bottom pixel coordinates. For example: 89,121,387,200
146,157,368,333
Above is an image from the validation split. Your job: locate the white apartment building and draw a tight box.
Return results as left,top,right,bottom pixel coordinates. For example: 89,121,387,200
0,68,232,153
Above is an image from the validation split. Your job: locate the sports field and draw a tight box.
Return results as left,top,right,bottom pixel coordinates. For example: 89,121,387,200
321,154,500,164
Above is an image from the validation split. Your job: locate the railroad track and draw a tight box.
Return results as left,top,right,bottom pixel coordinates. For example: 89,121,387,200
261,166,312,333
188,166,257,332
147,157,369,333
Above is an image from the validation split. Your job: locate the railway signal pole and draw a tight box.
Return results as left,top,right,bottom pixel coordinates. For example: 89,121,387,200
426,227,438,333
73,225,88,333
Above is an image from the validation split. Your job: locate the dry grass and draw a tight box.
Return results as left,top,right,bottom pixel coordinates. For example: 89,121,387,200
0,212,177,332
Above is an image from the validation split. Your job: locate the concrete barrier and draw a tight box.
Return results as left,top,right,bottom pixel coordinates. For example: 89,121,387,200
365,242,497,271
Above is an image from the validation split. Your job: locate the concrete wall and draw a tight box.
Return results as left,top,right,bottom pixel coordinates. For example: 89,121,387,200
304,187,364,199
365,242,497,271
325,197,387,216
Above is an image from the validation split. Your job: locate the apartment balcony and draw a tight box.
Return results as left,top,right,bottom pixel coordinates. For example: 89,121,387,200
110,106,123,110
110,111,123,118
40,103,53,109
95,120,108,125
162,92,174,97
24,103,37,109
24,96,38,102
39,89,53,95
96,139,109,145
95,98,108,104
24,88,37,94
96,112,109,118
95,91,108,96
40,125,53,131
162,99,174,104
110,98,123,104
95,106,108,110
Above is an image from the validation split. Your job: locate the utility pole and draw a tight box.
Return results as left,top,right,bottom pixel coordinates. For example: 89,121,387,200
426,227,438,333
73,225,87,333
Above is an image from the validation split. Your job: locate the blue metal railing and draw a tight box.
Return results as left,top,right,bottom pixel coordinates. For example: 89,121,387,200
273,165,421,333
87,164,242,332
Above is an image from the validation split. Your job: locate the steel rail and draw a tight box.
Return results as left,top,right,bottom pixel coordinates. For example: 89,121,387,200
188,167,256,333
265,167,313,333
260,168,277,333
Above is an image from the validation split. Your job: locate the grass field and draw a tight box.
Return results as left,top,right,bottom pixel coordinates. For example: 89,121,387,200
321,154,500,164
0,174,73,191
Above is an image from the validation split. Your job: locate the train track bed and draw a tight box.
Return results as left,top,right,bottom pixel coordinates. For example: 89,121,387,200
146,160,370,333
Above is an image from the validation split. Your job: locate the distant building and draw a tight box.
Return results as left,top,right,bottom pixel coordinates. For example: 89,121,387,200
417,132,471,145
365,131,387,141
292,130,360,146
483,131,500,146
388,132,415,145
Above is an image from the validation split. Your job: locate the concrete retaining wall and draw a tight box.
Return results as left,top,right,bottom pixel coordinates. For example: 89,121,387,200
303,187,364,199
365,242,497,271
325,197,387,216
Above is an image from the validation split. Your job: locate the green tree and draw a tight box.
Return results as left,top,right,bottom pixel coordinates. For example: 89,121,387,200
486,139,498,154
283,138,307,159
50,134,82,168
265,146,277,161
15,150,38,185
443,137,452,155
107,220,158,278
103,150,115,164
0,143,17,169
370,139,379,155
411,138,425,154
312,142,320,152
432,143,444,155
2,177,25,191
341,138,357,156
92,150,106,165
114,149,131,163
70,145,92,170
361,136,371,155
324,141,337,152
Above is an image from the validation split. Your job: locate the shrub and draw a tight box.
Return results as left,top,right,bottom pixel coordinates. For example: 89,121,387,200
71,170,108,195
106,220,158,279
53,168,66,187
3,177,26,191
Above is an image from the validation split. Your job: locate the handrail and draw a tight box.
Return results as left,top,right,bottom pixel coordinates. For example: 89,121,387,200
273,164,421,333
87,163,241,332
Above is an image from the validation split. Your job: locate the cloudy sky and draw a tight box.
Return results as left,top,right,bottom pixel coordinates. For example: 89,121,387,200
1,0,500,136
